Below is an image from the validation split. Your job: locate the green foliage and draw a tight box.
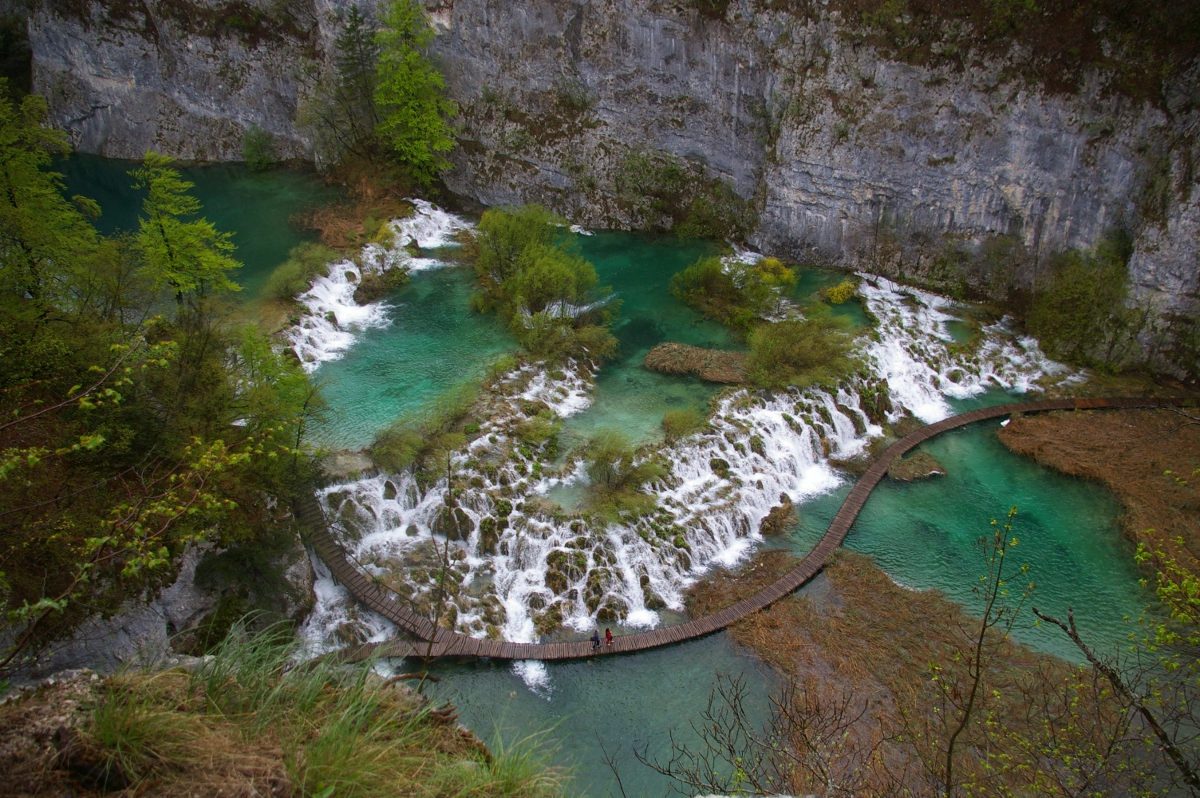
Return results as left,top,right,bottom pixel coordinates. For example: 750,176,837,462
1027,231,1142,370
242,124,276,171
0,84,103,307
470,206,617,362
825,278,857,304
615,150,756,241
670,255,796,331
661,408,707,442
372,383,478,475
584,429,667,520
297,5,381,168
745,309,856,390
263,242,335,300
132,151,241,311
0,89,323,671
374,0,457,186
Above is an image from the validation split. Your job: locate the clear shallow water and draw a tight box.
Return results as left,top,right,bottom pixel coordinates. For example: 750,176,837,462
785,410,1150,662
311,264,515,449
560,232,733,448
416,633,775,798
56,154,339,298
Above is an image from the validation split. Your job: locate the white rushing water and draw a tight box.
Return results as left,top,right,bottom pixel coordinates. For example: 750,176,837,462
299,267,1077,693
287,200,472,371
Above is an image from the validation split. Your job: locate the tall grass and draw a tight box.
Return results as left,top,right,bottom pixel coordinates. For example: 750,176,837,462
72,621,571,796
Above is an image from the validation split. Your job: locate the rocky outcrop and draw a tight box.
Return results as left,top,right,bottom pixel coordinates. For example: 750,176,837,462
643,341,747,383
887,450,946,481
27,0,371,161
26,0,1200,315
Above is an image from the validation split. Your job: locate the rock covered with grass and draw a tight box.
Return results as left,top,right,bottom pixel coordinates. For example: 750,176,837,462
0,628,569,798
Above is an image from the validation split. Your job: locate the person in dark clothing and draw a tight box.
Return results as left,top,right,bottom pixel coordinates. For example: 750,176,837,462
591,630,601,651
605,628,613,647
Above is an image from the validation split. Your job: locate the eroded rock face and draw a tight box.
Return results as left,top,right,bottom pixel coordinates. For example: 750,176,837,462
26,0,1200,314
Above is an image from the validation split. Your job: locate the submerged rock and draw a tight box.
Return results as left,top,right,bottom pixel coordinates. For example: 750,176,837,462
759,496,797,536
887,451,947,481
644,342,747,384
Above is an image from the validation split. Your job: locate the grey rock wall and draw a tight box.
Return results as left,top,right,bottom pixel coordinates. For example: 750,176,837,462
26,0,1200,312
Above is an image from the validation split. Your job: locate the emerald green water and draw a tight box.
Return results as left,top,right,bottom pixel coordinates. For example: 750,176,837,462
59,159,1156,798
785,413,1150,662
421,634,773,798
561,233,734,448
56,154,339,298
312,265,515,449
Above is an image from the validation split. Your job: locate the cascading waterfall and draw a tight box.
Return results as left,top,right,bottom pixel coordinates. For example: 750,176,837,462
287,200,472,371
297,242,1078,694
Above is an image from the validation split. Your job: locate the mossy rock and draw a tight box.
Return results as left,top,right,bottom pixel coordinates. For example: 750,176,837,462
759,496,796,536
433,506,473,541
546,548,587,580
382,480,397,500
710,457,731,478
353,266,410,303
643,587,667,610
596,597,628,623
749,435,766,457
545,569,569,594
479,516,500,554
888,450,946,481
534,603,563,636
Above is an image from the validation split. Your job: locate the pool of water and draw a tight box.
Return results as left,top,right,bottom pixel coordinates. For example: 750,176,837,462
56,153,340,299
419,632,775,798
311,264,516,449
560,232,734,448
785,411,1149,661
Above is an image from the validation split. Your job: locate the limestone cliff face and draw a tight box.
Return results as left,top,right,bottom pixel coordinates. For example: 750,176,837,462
27,0,1200,311
427,0,1197,313
28,0,374,161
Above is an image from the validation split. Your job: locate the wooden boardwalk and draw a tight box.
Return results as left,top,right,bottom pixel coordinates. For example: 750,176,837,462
300,396,1187,663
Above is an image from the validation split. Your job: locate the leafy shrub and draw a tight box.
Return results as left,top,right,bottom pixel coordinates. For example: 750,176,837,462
263,242,335,300
746,309,856,390
372,383,478,474
469,205,617,363
1027,231,1140,370
242,124,275,171
662,408,707,442
825,279,857,304
671,256,797,331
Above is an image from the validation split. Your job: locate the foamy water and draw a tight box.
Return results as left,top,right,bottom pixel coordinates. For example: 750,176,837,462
288,201,472,371
299,264,1075,691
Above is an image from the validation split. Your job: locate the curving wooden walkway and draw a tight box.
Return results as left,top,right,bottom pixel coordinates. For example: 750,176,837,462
300,396,1188,663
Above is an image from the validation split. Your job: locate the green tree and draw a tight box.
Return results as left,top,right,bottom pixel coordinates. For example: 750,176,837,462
296,6,380,167
374,0,456,186
0,85,101,308
1027,232,1141,370
131,152,241,314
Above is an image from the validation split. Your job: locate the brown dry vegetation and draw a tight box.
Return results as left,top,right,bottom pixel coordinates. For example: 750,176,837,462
685,549,1144,796
999,408,1200,579
643,342,748,384
298,159,418,252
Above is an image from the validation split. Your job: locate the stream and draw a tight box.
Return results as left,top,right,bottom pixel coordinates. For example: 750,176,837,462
60,157,1154,798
